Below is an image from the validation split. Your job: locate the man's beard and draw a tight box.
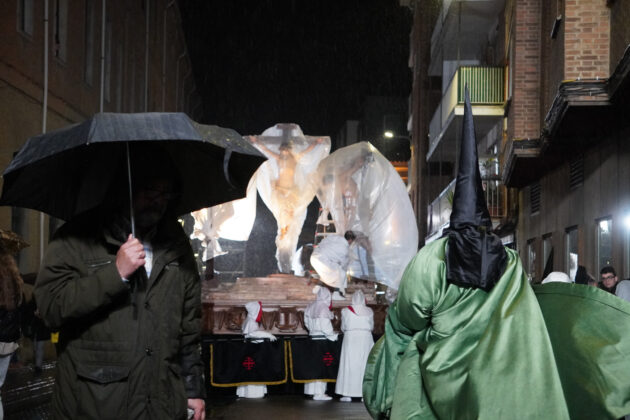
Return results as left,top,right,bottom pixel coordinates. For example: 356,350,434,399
135,209,165,232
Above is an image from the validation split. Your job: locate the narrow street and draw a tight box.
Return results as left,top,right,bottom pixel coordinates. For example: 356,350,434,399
2,363,370,420
2,363,54,419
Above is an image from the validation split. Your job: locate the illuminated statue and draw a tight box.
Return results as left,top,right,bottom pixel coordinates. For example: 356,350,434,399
249,124,330,273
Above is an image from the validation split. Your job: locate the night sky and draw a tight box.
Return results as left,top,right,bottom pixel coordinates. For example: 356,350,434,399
179,0,413,141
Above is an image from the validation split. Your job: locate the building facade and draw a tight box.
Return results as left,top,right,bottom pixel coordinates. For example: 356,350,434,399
0,0,200,274
404,0,630,282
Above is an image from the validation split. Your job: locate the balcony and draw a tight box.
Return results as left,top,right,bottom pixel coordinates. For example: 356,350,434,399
426,173,507,242
503,79,611,188
501,138,543,188
427,66,504,162
429,0,506,75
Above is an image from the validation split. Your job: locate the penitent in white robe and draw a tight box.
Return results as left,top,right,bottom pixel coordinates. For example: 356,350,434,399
236,302,276,398
303,288,338,396
303,317,338,396
335,306,374,397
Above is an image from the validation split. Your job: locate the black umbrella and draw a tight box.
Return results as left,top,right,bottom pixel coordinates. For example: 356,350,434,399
0,112,264,234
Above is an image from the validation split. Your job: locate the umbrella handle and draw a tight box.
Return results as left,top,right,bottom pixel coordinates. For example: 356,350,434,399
126,143,136,238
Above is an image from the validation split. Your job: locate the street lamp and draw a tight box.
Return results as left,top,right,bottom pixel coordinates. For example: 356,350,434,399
379,131,411,162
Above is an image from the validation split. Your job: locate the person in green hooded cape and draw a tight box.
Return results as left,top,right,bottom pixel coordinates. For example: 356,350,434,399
362,89,630,420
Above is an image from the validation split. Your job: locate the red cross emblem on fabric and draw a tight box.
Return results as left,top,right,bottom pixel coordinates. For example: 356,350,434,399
242,356,255,370
322,352,334,366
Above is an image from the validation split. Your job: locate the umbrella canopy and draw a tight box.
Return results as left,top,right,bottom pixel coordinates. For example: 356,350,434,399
0,112,265,221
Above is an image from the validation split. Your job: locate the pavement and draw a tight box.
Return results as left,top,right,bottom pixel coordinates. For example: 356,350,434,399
2,362,370,419
1,362,54,420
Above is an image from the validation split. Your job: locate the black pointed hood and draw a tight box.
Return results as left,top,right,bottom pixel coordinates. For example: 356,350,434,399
445,87,507,291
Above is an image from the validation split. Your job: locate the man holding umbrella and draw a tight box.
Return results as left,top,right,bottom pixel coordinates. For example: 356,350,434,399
34,146,206,420
0,112,264,420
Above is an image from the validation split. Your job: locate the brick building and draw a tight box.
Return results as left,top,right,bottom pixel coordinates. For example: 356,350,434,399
403,0,630,282
0,0,200,274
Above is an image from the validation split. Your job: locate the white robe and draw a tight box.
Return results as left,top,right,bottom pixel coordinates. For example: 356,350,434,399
310,234,349,289
303,307,337,396
236,303,275,398
335,307,374,397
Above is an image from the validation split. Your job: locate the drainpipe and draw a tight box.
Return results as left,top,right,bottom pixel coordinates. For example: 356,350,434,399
144,0,149,111
99,0,106,112
162,0,175,111
181,66,191,112
175,46,187,111
186,85,196,116
40,0,49,263
192,100,201,120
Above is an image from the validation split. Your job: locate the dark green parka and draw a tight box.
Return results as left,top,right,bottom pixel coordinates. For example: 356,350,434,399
34,211,205,419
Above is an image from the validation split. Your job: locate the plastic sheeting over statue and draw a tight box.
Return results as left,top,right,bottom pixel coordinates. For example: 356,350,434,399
313,142,417,289
249,123,330,273
190,175,258,261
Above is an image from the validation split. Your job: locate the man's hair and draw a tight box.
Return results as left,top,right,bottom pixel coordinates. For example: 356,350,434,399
344,231,356,241
600,265,616,276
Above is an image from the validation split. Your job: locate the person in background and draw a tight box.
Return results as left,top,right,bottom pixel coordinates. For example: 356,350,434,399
615,278,630,303
335,289,374,402
574,265,597,287
542,272,573,284
30,296,50,375
310,233,350,299
599,265,619,294
237,301,276,399
0,241,24,419
303,286,337,401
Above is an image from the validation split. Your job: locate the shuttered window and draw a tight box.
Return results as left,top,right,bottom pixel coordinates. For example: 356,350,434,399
530,182,541,215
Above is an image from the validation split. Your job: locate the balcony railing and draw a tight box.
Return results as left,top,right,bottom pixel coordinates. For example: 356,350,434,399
428,66,504,158
427,174,507,238
427,179,456,238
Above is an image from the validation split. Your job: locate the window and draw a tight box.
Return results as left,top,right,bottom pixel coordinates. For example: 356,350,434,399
84,0,95,85
17,0,34,36
54,0,68,61
48,217,64,240
527,239,537,283
530,182,541,215
569,155,584,190
543,234,553,277
11,206,25,267
565,227,578,280
597,218,613,274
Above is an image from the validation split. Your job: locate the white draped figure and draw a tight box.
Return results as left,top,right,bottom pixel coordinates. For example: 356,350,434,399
313,141,418,289
335,290,374,401
236,301,276,399
190,175,258,260
303,287,338,400
542,271,573,284
310,234,350,293
249,123,330,273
